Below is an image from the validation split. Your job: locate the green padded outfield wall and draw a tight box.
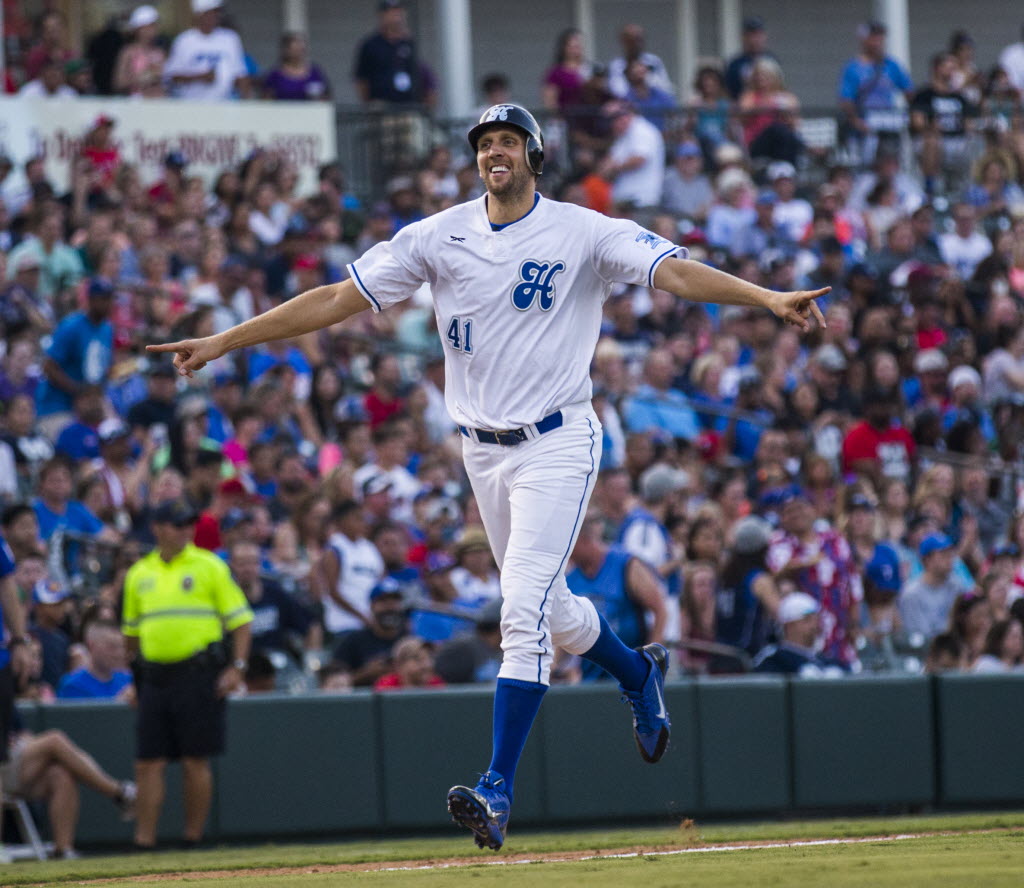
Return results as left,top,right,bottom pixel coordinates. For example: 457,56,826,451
789,675,935,808
936,674,1024,804
18,674,1024,845
695,676,790,812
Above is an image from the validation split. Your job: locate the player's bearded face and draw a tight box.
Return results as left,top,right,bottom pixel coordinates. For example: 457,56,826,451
477,129,532,201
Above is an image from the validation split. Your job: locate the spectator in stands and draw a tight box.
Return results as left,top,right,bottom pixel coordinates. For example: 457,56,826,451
29,579,72,690
924,631,963,673
8,206,84,305
262,32,331,101
767,488,860,666
753,591,848,676
983,325,1024,403
940,203,991,280
837,21,913,163
947,590,993,668
1,726,136,859
841,386,916,484
607,23,673,100
542,28,589,113
229,540,317,662
768,161,812,243
373,635,445,690
449,526,500,609
900,534,974,640
725,16,777,100
707,168,756,250
24,11,74,82
599,100,666,210
715,515,779,657
54,385,105,465
567,512,667,679
434,597,503,684
910,52,975,194
56,619,133,700
113,5,167,98
971,617,1024,672
353,0,435,107
660,141,713,222
1,254,51,341
997,24,1024,98
332,576,408,686
164,0,248,101
32,457,106,547
622,348,700,441
318,499,383,639
738,57,801,157
622,59,676,133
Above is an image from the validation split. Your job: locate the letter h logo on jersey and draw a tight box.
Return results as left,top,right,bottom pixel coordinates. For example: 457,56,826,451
512,259,565,311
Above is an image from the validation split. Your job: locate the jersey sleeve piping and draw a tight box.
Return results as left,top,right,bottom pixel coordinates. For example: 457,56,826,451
347,263,382,312
648,245,682,289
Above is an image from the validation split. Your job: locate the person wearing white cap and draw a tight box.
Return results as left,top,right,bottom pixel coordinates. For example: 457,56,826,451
752,592,848,676
768,161,812,242
163,0,248,101
114,5,166,97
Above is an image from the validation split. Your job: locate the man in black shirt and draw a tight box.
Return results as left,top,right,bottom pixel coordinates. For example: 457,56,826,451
353,0,435,106
126,360,178,434
910,52,974,191
331,577,408,686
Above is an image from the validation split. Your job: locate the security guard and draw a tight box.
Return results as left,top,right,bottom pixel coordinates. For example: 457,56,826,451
122,498,252,850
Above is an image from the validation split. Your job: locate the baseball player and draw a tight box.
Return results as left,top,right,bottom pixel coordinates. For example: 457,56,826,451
149,103,827,852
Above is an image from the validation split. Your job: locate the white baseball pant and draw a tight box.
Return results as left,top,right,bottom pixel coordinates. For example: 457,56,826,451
462,402,603,685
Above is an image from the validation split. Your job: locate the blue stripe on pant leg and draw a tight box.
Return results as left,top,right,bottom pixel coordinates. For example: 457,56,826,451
534,418,598,684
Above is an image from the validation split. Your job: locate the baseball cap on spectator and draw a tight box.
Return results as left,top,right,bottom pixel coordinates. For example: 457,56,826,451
98,418,131,444
813,343,847,372
151,499,198,526
778,592,820,624
128,5,159,29
147,358,178,378
732,515,773,554
591,62,609,78
361,473,392,497
756,190,778,206
88,279,115,300
369,576,403,601
219,477,255,500
948,365,981,390
858,20,887,38
378,0,404,10
425,551,456,574
476,597,503,629
164,151,188,169
914,349,948,375
387,175,416,196
717,167,750,194
737,366,762,391
919,533,954,558
676,141,702,159
292,253,321,272
639,463,691,503
778,485,810,508
714,143,745,168
33,579,71,605
192,0,223,13
92,114,116,129
177,393,209,419
767,161,796,182
990,542,1021,561
368,201,392,220
865,544,901,594
743,15,765,31
455,525,491,559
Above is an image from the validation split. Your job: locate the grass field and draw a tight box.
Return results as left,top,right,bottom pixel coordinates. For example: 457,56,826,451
4,811,1024,887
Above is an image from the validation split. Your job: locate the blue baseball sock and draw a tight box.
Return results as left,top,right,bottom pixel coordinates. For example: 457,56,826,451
485,678,547,802
581,614,649,691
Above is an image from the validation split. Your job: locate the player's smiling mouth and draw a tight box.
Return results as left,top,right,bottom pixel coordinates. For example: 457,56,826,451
489,165,510,175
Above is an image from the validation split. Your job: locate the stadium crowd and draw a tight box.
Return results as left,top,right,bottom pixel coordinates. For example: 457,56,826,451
2,0,1024,738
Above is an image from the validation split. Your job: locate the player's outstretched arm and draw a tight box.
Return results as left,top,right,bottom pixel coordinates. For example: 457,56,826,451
146,279,370,377
653,257,828,332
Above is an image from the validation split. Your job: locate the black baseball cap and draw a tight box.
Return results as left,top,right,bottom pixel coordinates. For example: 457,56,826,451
743,16,765,31
151,499,198,526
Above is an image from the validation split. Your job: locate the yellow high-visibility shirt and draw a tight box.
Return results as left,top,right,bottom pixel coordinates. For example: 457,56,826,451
122,543,252,664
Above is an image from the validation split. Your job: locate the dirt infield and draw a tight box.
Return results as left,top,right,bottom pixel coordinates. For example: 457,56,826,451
56,832,962,884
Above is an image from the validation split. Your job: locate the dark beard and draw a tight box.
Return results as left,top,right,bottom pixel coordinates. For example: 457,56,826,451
486,166,532,204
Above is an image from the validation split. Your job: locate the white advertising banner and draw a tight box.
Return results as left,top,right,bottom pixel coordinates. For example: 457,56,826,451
0,96,336,194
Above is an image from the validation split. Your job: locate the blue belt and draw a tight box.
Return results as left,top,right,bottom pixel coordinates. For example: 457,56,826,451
458,410,563,446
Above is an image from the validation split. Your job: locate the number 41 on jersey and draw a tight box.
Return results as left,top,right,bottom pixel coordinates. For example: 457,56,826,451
447,317,473,354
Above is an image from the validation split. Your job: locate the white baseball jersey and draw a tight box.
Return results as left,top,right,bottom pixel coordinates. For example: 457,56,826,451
164,27,246,101
348,193,685,430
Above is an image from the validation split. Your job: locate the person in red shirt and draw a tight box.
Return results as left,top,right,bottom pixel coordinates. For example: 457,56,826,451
81,115,121,191
841,385,916,483
363,352,405,428
373,636,446,690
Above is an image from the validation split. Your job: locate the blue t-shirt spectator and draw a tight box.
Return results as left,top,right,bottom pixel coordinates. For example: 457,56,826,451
622,384,700,441
838,57,912,129
56,667,132,699
33,498,104,542
35,311,113,417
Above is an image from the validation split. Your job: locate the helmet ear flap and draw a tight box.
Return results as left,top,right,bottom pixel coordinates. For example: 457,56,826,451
526,137,544,176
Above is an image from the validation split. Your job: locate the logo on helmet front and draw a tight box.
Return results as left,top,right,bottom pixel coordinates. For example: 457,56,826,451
485,105,515,122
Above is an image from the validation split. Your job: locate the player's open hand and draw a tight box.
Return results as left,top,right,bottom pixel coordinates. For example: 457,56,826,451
769,287,830,332
146,336,221,378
